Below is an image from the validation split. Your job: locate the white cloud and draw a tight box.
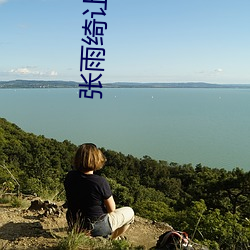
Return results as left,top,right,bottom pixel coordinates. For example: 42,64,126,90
8,67,58,77
198,68,224,75
10,68,31,74
214,68,223,73
0,0,8,5
50,70,58,76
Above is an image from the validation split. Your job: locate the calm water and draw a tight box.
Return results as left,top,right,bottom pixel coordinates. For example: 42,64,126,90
0,88,250,171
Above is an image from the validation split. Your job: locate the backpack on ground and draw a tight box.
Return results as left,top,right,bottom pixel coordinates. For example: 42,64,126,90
155,230,193,250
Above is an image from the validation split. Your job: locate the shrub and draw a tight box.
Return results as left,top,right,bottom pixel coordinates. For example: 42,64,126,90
10,196,29,208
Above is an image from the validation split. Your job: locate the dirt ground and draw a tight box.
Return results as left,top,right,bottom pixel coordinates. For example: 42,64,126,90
0,200,173,250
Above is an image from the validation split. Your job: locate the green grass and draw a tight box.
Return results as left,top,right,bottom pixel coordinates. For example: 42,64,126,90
0,194,29,208
57,230,94,250
10,196,30,208
56,230,145,250
0,196,11,204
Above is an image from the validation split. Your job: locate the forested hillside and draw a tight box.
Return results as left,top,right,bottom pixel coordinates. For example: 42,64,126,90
0,118,77,196
0,117,249,249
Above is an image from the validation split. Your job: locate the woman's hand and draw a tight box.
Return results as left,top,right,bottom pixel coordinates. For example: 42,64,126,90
104,195,116,213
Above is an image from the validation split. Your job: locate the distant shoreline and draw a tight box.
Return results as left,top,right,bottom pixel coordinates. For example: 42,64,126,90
1,80,250,89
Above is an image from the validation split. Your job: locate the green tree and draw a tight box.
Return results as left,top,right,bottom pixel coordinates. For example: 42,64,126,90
106,178,134,206
220,168,250,216
134,201,173,222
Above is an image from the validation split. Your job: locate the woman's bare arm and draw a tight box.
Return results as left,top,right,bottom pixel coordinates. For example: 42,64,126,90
104,195,116,213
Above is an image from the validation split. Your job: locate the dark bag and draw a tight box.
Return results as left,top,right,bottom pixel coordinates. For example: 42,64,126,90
156,230,192,250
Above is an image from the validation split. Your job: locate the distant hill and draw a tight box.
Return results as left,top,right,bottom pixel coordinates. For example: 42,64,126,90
104,82,250,88
0,80,78,88
1,79,250,89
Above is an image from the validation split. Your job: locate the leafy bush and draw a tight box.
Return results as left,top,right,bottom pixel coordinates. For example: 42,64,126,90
133,201,173,222
10,196,29,208
0,195,12,204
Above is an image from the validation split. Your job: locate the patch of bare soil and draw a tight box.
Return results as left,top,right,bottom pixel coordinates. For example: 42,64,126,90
0,201,172,250
0,205,64,249
124,216,173,249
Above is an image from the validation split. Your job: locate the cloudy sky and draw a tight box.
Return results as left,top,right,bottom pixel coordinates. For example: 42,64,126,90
0,0,250,84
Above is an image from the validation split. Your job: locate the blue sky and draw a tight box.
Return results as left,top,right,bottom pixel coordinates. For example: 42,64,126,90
0,0,250,84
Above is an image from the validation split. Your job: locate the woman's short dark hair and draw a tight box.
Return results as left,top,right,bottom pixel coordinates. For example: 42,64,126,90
73,143,106,172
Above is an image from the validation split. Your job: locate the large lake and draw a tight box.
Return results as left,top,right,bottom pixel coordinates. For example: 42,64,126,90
0,88,249,171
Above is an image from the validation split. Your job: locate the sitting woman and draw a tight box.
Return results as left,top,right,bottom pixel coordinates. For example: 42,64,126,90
64,143,134,239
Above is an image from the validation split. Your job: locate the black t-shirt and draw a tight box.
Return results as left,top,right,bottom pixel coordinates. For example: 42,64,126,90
64,170,112,219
